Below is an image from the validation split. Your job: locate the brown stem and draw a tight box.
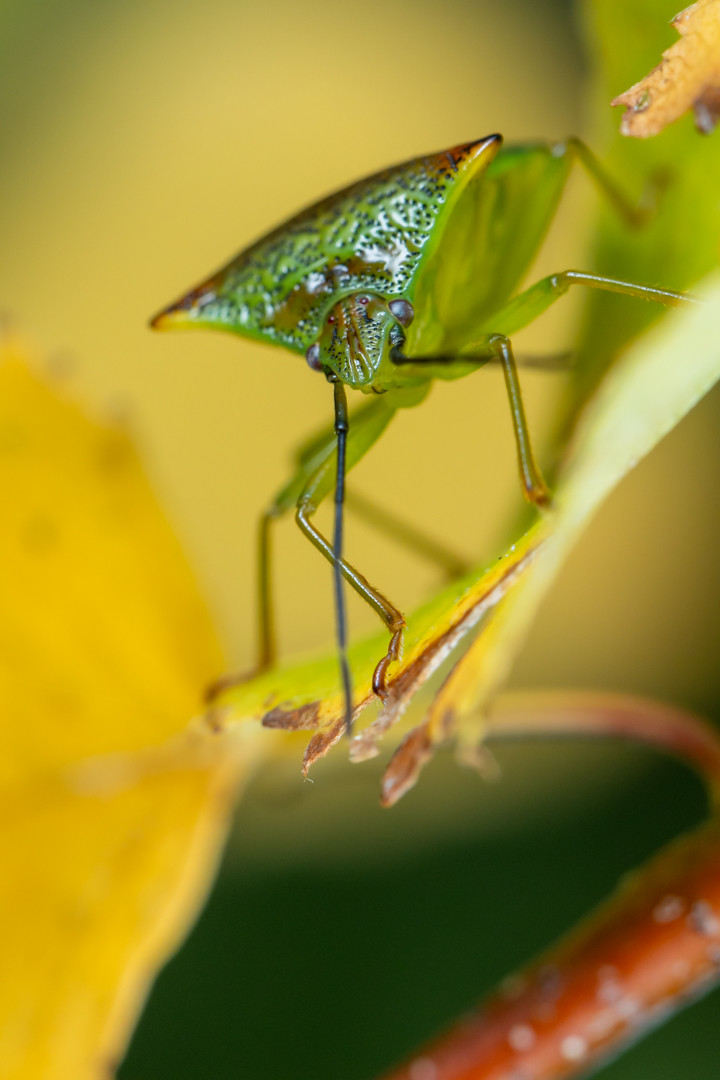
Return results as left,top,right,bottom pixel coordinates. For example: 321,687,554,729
377,818,720,1080
377,695,720,1080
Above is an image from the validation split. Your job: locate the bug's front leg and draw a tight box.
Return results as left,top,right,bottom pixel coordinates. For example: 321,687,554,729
291,395,405,703
206,397,399,705
296,494,406,703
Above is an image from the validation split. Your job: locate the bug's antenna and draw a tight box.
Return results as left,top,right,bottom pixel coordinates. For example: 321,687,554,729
332,378,354,735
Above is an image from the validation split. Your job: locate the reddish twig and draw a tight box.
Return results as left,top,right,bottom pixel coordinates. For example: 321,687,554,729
482,691,720,801
377,695,720,1080
379,819,720,1080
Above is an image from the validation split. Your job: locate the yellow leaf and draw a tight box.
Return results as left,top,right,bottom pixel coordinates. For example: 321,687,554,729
0,343,260,1080
1,760,239,1080
0,353,222,783
612,0,720,137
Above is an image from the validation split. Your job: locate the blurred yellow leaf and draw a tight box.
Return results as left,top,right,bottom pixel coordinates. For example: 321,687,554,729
612,0,720,136
0,344,261,1080
1,762,239,1080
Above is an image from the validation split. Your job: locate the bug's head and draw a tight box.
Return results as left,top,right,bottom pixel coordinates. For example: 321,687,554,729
307,293,414,391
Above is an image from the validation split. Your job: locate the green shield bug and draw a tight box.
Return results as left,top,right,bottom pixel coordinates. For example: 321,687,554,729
152,134,691,732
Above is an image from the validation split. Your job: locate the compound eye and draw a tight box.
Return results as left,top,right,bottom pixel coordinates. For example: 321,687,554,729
388,298,414,327
305,343,323,372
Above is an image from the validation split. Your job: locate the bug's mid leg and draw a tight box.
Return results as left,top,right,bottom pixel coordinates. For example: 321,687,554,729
296,496,406,703
488,334,551,509
390,342,551,509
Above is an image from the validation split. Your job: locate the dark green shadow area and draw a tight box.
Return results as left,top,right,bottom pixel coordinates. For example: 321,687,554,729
120,743,720,1080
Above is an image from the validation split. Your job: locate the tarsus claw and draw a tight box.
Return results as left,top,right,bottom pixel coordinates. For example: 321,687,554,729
372,625,405,702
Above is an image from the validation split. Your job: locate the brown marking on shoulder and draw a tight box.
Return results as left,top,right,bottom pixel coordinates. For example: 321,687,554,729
266,253,391,335
344,253,391,279
444,150,458,173
267,273,332,333
423,134,503,182
448,134,502,168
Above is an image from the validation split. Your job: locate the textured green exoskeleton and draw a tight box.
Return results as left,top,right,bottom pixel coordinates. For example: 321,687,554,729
152,134,689,729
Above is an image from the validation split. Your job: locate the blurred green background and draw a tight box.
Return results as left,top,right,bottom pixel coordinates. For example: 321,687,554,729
1,0,719,1076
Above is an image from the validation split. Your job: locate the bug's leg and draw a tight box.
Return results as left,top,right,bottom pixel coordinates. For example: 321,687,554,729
293,402,471,579
256,506,279,673
503,349,573,372
294,401,405,703
564,137,664,228
346,490,471,580
549,270,695,306
487,269,696,339
291,397,383,470
285,397,400,706
204,504,283,701
488,334,550,508
296,499,406,702
392,342,550,510
206,398,397,703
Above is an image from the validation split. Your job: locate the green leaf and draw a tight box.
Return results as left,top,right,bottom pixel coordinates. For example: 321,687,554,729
569,0,720,407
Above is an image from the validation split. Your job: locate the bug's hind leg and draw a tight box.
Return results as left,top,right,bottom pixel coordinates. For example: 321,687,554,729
566,137,670,228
